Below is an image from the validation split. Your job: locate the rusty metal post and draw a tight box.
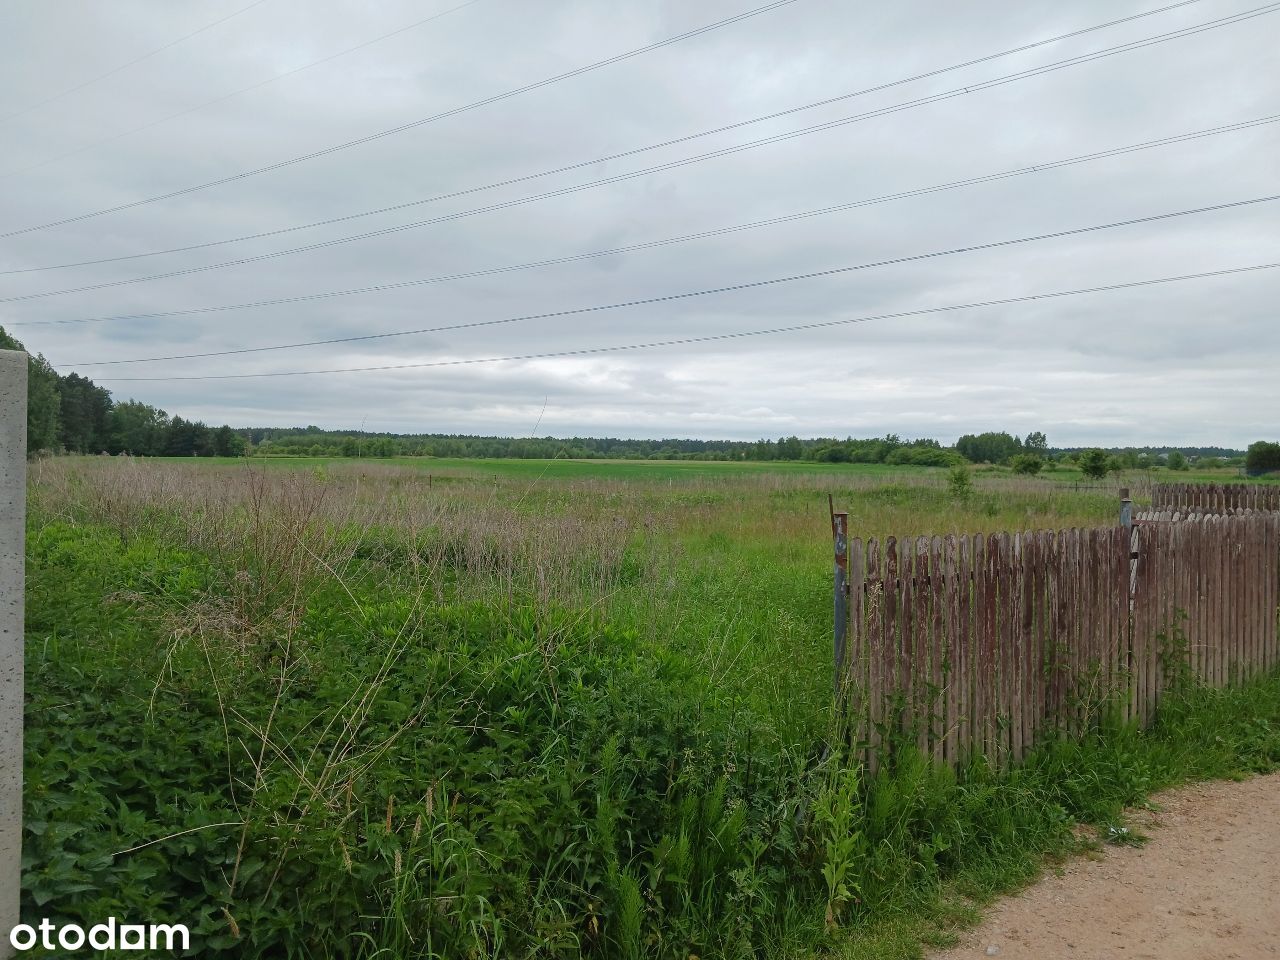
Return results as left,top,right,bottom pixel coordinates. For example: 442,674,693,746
1,349,26,956
1120,487,1139,601
832,509,849,700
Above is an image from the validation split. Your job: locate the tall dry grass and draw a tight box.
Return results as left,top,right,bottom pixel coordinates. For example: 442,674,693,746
30,457,664,631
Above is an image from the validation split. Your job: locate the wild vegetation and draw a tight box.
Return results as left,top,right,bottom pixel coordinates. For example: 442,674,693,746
19,456,1280,958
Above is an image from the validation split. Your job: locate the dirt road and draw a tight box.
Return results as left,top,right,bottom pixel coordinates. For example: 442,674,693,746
929,771,1280,960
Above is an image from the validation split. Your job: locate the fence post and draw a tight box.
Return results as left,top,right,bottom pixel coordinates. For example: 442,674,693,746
832,509,849,700
1119,487,1139,599
1,349,26,956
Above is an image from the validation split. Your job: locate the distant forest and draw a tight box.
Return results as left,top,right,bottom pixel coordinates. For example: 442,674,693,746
243,426,1248,468
2,326,1263,469
2,327,243,457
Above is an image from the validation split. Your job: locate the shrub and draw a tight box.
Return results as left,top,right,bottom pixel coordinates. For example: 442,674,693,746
1245,441,1280,475
1009,454,1043,476
955,431,1021,464
947,464,973,498
885,446,965,468
1077,449,1110,480
1166,451,1189,471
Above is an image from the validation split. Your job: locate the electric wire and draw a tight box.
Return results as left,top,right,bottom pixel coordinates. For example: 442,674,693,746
0,0,803,238
14,113,1272,329
61,193,1280,367
1,0,1220,272
87,261,1280,381
5,2,1272,304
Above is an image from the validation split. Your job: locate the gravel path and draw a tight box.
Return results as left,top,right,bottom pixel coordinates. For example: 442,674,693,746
929,771,1280,960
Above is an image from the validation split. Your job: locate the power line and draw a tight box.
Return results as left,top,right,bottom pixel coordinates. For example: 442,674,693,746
0,0,486,180
0,0,803,239
2,0,1217,273
87,261,1280,381
5,3,1272,304
13,113,1273,329
61,194,1280,367
0,0,274,123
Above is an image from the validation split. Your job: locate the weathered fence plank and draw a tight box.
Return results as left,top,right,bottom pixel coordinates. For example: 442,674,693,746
1048,531,1064,735
942,536,959,766
1067,529,1084,736
912,536,930,759
1265,518,1273,674
885,537,903,754
1271,516,1280,672
1111,524,1127,723
989,532,1001,756
1241,518,1253,685
929,536,945,765
865,538,884,769
896,535,913,751
1084,529,1101,730
1017,533,1034,762
1192,519,1203,686
832,512,849,700
846,536,865,738
956,535,973,763
1217,516,1230,688
994,533,1011,764
1230,520,1243,686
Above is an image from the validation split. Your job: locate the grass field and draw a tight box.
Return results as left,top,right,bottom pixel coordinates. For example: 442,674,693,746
166,455,931,480
155,453,1269,487
20,456,1280,958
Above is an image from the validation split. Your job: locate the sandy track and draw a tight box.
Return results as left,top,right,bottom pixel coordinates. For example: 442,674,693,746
929,771,1280,960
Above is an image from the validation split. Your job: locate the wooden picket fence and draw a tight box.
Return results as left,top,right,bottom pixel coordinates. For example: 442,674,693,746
1151,482,1280,513
837,512,1280,771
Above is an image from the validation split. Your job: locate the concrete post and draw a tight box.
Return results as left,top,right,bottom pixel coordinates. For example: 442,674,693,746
0,349,26,956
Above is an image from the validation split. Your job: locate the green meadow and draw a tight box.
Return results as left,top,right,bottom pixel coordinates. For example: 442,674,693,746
21,456,1280,958
153,453,1264,486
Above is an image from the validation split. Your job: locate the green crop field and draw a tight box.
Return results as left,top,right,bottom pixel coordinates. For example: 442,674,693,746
159,455,961,481
21,456,1280,958
156,452,1274,488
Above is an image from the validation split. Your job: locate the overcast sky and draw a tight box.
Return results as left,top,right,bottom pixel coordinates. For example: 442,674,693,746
1,0,1276,446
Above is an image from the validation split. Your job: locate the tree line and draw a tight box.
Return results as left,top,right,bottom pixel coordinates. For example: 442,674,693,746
1,327,244,457
4,326,1272,473
237,427,1264,474
246,428,970,465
